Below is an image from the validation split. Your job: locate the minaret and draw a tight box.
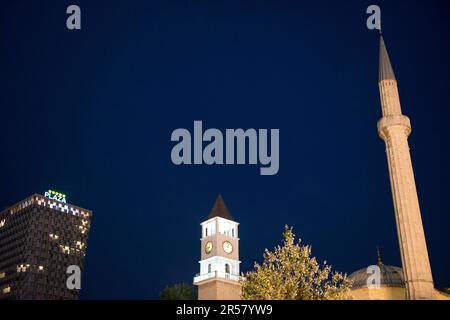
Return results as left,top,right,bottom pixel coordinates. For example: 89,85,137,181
193,195,242,300
377,35,435,299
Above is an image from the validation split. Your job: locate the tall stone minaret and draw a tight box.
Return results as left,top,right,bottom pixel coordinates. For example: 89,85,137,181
377,35,435,299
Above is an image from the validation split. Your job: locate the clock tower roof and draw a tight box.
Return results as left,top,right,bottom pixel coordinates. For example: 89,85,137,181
207,194,234,221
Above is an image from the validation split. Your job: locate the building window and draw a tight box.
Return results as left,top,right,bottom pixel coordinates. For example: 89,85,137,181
59,245,71,254
2,286,11,294
232,228,234,237
17,264,30,273
205,227,208,237
79,225,88,234
0,272,5,279
49,233,59,240
208,264,212,274
75,240,85,250
225,264,230,274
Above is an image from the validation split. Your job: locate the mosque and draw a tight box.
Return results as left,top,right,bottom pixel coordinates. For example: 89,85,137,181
192,35,450,300
347,34,450,300
349,248,450,300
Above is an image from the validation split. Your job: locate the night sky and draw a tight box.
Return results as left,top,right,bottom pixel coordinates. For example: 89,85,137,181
1,1,449,299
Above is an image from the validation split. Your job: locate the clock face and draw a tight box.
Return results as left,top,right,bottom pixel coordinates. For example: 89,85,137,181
205,241,213,254
222,241,233,254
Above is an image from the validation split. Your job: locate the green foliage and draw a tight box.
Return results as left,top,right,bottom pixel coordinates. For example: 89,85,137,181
242,225,352,300
160,282,197,300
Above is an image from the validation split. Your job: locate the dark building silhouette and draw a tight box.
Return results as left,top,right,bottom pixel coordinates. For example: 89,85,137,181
0,194,92,300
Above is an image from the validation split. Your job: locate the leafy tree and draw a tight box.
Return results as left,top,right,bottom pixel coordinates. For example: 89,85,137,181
241,225,352,300
160,283,197,300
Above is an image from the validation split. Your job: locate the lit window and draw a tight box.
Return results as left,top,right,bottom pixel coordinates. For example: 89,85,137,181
38,266,44,271
0,272,5,278
17,264,30,273
59,245,71,254
78,225,87,234
75,241,85,250
2,286,11,294
0,219,5,228
49,233,59,240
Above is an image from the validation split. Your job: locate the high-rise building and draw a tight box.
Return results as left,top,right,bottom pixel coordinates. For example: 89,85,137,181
377,35,435,299
0,192,92,300
193,195,243,300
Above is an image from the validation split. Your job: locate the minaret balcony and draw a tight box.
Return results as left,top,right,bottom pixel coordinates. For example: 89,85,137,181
377,115,411,140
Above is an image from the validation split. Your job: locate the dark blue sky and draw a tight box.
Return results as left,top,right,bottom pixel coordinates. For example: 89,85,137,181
1,1,449,299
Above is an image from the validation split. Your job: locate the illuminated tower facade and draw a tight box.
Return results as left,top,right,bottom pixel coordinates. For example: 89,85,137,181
377,35,434,299
0,193,92,300
193,195,242,300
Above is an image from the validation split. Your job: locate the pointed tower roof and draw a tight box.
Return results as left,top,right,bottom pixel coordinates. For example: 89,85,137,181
207,194,234,221
379,35,396,82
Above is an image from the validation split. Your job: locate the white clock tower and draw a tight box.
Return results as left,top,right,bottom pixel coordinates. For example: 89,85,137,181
193,195,243,300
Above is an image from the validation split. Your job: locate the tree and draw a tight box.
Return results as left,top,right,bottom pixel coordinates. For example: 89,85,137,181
160,283,197,300
241,225,352,300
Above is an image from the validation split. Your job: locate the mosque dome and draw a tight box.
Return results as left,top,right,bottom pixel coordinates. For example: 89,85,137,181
349,248,405,289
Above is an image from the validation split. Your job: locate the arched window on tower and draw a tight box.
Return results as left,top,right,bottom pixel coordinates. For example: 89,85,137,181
225,263,230,274
208,264,212,274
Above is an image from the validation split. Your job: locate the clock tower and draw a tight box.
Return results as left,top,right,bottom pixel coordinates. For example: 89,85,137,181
193,195,243,300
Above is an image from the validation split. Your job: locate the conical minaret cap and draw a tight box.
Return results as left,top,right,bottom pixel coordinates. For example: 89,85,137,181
379,35,396,82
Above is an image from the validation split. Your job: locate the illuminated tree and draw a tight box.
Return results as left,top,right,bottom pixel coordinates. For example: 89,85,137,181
241,226,352,300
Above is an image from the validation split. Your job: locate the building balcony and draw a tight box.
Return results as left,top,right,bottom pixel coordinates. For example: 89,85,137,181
194,271,244,283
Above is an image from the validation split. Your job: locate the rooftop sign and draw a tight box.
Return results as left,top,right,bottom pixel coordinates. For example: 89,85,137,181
44,190,67,203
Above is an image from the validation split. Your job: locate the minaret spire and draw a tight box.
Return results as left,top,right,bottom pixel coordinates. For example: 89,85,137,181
376,35,435,299
379,35,396,82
